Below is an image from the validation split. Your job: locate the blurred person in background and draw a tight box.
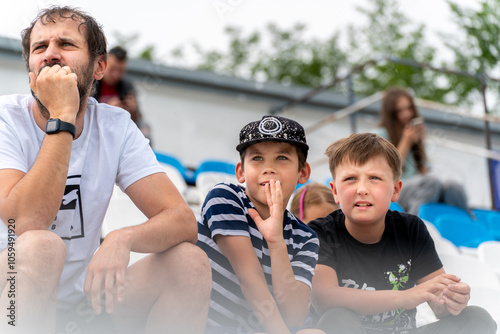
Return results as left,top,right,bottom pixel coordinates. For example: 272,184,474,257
93,46,152,145
373,87,469,215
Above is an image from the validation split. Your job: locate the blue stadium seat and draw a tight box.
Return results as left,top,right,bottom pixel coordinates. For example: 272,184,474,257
389,202,404,212
472,208,499,222
324,176,333,187
294,180,311,193
487,211,500,240
194,160,239,202
418,202,470,225
194,160,237,177
472,208,500,240
154,151,195,184
434,214,495,248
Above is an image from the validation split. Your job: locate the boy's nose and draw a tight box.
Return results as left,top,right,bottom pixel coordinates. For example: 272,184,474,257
357,183,369,196
262,166,277,175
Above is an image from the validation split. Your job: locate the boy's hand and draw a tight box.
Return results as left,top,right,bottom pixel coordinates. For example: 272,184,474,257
404,273,460,309
442,282,470,315
248,180,285,246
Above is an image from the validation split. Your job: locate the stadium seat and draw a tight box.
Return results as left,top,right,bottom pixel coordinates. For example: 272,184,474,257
472,208,499,223
423,221,460,256
477,241,500,279
434,214,495,248
487,211,500,240
154,151,196,184
389,202,404,212
439,253,500,290
194,159,241,202
418,202,471,225
472,208,500,239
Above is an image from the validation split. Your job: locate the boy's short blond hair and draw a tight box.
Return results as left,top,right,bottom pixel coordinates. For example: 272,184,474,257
325,133,402,181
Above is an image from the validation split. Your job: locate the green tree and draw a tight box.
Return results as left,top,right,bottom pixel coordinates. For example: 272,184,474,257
172,23,347,90
345,0,449,102
170,0,499,113
444,0,500,112
111,31,157,61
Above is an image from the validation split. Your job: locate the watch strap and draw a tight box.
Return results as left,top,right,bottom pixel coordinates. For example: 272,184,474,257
46,118,76,138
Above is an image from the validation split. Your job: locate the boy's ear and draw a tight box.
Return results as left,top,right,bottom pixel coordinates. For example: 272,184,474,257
391,179,403,202
330,180,341,205
93,55,107,80
297,162,311,185
235,162,246,184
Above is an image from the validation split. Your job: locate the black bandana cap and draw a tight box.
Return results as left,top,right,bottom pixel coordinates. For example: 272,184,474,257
236,115,309,159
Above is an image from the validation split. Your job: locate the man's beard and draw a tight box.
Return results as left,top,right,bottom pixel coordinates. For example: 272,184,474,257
31,60,95,119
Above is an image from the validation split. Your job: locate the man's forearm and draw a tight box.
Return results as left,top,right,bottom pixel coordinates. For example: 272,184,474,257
0,133,73,234
116,206,197,254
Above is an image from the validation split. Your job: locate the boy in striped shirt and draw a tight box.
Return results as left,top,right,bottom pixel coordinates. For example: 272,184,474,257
197,116,322,334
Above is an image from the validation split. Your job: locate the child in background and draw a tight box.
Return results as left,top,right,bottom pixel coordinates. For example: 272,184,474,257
197,115,324,334
290,183,339,223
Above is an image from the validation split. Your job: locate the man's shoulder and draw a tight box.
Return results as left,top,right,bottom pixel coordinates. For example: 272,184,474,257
0,95,32,123
0,94,30,110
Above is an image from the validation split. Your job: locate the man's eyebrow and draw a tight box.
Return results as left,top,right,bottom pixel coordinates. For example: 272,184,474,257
31,37,79,49
59,37,78,44
31,39,47,49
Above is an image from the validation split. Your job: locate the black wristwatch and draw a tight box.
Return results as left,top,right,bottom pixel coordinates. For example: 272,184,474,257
45,118,76,138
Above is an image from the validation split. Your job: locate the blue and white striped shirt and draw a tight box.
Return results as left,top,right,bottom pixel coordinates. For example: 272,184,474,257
197,183,319,333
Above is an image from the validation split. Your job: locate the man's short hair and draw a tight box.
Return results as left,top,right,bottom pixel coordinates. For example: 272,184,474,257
325,133,402,181
21,5,107,70
108,46,128,61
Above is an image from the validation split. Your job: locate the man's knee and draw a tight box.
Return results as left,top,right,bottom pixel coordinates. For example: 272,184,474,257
16,230,66,269
156,242,211,290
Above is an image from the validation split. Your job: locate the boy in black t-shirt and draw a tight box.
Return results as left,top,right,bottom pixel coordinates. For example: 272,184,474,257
309,133,495,334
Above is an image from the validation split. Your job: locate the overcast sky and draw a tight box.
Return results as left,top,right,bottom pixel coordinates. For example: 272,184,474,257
1,0,479,66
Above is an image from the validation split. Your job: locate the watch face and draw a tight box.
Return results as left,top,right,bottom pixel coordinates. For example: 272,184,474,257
46,119,59,132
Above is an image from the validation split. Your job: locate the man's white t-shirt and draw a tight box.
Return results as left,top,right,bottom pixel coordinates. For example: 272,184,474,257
0,94,164,310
